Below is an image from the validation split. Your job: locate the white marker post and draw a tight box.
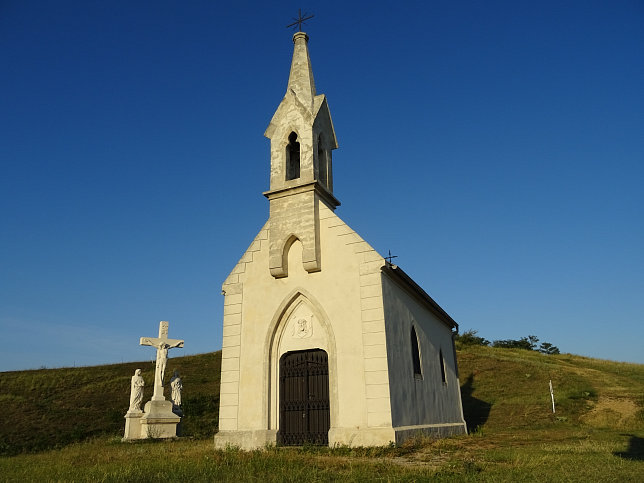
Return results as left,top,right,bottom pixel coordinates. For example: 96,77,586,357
549,379,556,414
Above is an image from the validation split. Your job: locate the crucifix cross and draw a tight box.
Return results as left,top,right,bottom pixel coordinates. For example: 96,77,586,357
140,321,184,401
286,9,314,31
385,250,398,265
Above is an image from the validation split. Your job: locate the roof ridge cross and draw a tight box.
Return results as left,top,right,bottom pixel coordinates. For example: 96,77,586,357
286,9,314,31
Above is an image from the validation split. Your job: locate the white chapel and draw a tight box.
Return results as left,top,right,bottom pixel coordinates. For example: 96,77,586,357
214,31,467,449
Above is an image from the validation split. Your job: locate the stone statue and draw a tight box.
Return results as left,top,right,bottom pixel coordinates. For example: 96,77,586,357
140,321,184,401
170,370,182,408
125,322,184,441
129,369,145,412
156,343,170,385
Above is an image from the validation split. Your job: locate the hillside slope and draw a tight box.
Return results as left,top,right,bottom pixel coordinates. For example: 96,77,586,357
457,345,644,432
0,352,221,455
1,347,642,456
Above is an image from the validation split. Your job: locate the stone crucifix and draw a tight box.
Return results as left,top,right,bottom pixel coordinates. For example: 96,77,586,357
140,321,184,402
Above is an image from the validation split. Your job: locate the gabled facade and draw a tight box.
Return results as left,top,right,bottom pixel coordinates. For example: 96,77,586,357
214,32,467,450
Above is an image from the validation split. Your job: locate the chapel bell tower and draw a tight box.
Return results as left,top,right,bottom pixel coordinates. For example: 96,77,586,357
263,32,339,278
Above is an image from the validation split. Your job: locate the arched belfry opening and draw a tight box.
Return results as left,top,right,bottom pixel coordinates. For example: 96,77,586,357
286,131,300,180
317,133,328,189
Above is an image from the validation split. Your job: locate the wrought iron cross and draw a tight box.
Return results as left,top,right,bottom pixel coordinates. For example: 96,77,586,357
385,250,398,264
286,9,314,31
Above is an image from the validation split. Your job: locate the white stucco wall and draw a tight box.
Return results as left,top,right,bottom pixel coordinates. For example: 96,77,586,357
381,273,467,436
215,201,396,448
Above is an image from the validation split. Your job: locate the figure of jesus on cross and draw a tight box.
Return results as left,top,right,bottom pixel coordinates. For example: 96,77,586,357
140,321,184,401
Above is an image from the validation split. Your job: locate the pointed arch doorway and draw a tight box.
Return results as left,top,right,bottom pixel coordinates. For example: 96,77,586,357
277,349,330,445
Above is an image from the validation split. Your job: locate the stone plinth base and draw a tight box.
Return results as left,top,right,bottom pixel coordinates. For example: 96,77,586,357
328,426,396,447
122,401,182,440
140,400,181,439
123,401,183,441
214,430,277,450
330,423,467,447
213,422,467,450
123,401,181,440
392,422,467,444
122,410,143,441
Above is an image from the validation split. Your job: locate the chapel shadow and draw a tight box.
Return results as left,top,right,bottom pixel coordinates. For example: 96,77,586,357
614,435,644,461
460,373,492,432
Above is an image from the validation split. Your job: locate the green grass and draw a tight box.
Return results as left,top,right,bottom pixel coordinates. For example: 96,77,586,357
1,346,643,481
0,352,220,454
1,430,642,481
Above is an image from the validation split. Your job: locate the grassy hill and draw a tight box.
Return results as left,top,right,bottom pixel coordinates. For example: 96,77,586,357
0,352,221,455
1,346,643,480
457,345,644,432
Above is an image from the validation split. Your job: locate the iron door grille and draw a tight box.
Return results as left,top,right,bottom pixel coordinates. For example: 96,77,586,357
277,349,330,445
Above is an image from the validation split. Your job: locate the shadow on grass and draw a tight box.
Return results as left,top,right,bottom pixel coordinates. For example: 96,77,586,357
614,435,644,461
460,373,492,432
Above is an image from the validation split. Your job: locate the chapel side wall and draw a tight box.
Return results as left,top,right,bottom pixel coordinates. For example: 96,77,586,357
381,274,466,429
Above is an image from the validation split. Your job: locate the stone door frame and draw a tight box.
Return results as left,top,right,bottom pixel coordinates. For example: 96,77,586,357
263,289,338,436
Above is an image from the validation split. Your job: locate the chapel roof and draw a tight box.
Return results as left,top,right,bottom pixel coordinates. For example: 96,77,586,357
381,263,459,331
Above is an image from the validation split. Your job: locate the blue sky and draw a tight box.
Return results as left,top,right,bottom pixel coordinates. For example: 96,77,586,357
1,1,643,371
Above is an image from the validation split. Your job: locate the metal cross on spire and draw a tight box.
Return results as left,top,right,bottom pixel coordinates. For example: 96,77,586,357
385,250,398,265
286,9,314,31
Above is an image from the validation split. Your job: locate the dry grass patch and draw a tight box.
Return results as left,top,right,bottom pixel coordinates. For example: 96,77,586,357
581,396,640,428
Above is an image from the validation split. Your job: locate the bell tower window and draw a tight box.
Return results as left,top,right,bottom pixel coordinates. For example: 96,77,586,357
317,134,328,188
286,132,300,180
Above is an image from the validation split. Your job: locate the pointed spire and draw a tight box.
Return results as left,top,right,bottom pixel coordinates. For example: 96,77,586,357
286,32,316,110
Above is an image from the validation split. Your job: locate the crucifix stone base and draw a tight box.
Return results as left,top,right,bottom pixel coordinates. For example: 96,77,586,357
140,400,181,439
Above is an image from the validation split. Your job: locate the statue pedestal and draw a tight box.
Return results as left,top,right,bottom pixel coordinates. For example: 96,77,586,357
140,400,181,439
122,410,144,440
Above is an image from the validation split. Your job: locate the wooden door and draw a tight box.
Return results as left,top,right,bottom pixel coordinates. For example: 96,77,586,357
277,349,330,445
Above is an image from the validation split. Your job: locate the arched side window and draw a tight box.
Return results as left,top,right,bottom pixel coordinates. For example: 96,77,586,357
411,326,422,378
286,132,300,180
439,348,447,385
317,134,328,188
